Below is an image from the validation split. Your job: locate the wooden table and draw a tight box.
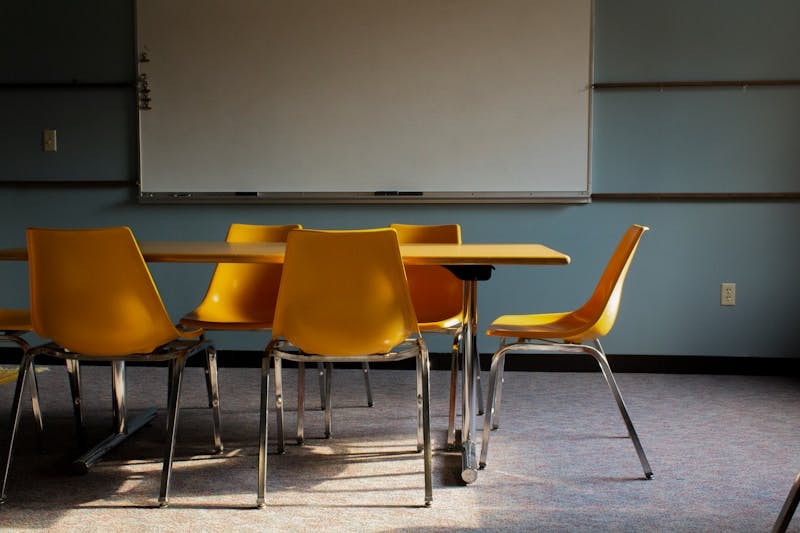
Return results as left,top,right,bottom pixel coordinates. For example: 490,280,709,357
1,241,569,482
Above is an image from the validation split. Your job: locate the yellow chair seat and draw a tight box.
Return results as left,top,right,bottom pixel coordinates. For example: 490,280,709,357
487,311,594,342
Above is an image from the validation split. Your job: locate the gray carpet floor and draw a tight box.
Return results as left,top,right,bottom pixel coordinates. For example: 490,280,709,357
0,364,798,532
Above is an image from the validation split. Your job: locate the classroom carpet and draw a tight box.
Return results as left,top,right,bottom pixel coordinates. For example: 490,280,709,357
0,364,798,532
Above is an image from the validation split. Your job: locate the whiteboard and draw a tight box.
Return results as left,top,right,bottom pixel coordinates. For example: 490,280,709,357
136,0,592,202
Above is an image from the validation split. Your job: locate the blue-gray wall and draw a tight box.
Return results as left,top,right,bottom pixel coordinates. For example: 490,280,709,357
1,1,798,358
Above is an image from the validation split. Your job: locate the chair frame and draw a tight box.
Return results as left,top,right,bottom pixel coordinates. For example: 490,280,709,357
259,338,433,507
0,329,44,505
0,331,42,436
480,338,653,478
3,338,219,507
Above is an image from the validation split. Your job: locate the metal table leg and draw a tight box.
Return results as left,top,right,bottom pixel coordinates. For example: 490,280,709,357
445,265,494,485
460,278,479,484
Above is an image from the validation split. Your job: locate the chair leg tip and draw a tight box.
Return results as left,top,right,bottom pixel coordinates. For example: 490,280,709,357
158,500,168,508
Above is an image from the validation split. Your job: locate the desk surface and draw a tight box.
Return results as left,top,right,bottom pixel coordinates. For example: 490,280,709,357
0,242,570,266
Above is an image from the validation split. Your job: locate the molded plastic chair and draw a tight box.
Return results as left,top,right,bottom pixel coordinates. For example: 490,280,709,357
180,223,299,419
390,223,469,447
2,227,222,507
479,224,653,479
180,223,301,331
258,228,432,507
180,223,372,441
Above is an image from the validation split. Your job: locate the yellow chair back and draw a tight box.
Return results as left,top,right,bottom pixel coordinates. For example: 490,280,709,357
183,223,300,327
390,223,463,325
26,226,179,356
568,224,649,341
273,228,419,356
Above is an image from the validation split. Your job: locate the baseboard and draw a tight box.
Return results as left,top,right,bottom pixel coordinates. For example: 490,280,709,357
2,348,797,376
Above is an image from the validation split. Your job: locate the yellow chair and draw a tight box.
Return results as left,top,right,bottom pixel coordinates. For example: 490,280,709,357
180,223,301,331
390,223,469,447
479,224,653,479
258,228,432,507
178,223,371,443
180,223,299,426
2,227,222,507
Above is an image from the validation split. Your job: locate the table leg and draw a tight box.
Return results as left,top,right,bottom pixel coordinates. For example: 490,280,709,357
460,279,479,484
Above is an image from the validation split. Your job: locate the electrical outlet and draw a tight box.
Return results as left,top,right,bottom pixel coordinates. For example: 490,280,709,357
42,129,57,152
721,282,736,306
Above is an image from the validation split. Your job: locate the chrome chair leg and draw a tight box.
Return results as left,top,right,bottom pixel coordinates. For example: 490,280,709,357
420,347,433,506
111,361,127,435
317,362,374,413
296,362,305,444
416,355,423,452
0,335,42,445
28,362,44,448
480,350,506,468
491,354,506,431
204,347,223,453
317,362,325,410
362,362,374,407
590,340,653,479
275,357,285,454
1,354,34,504
257,351,271,509
447,330,462,448
324,363,333,439
65,359,86,449
158,356,187,508
475,349,484,417
773,471,800,533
